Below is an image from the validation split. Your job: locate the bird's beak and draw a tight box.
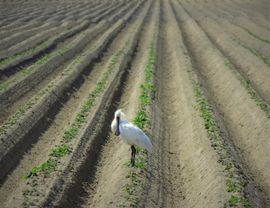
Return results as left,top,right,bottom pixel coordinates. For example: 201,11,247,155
115,116,120,136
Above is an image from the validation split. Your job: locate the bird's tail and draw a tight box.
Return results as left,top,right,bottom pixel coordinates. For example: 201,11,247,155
145,139,153,153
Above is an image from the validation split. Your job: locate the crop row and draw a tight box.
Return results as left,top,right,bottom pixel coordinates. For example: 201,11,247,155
0,1,136,114
29,3,149,206
174,0,270,205
0,0,142,183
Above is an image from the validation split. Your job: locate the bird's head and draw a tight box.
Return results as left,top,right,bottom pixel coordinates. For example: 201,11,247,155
115,109,126,120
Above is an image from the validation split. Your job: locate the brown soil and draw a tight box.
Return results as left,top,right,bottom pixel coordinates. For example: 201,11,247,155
0,1,135,123
173,0,270,205
83,1,156,207
143,0,228,207
1,0,270,207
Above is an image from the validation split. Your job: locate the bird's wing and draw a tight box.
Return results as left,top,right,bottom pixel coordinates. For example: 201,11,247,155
121,122,153,152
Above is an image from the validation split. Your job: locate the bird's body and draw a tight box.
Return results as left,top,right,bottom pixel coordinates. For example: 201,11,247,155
112,119,153,152
111,109,153,166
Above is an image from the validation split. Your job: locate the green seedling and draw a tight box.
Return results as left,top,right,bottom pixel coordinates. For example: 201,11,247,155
120,38,157,207
0,40,51,68
0,44,69,92
228,195,240,207
225,60,270,117
26,159,58,178
50,144,72,157
193,82,251,207
25,49,124,179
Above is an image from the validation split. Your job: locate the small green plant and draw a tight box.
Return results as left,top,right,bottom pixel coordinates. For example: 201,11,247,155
120,38,157,207
225,60,270,117
0,40,51,68
116,203,126,208
194,84,218,135
0,44,69,92
125,184,135,195
62,50,123,143
228,195,240,206
22,188,34,196
0,83,55,136
50,144,72,157
23,187,37,207
133,110,150,130
226,178,240,193
26,159,58,178
135,155,147,170
193,82,251,207
63,126,79,142
25,49,124,178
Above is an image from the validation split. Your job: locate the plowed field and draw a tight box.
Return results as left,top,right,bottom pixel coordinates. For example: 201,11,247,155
0,0,270,207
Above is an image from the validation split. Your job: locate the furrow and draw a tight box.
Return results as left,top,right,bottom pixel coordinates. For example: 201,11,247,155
214,0,270,31
180,1,270,110
80,1,159,207
0,0,122,60
174,0,270,205
1,1,151,207
0,22,71,51
190,1,270,60
0,0,143,186
204,0,270,42
0,3,127,82
0,1,136,118
143,0,230,207
0,1,93,30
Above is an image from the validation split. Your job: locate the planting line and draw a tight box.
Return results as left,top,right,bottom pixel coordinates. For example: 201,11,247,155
186,0,270,61
0,22,67,51
144,1,230,207
0,1,93,31
0,0,119,59
210,0,270,33
0,1,129,66
114,2,159,208
174,0,270,205
180,1,270,111
0,0,134,74
206,1,270,43
0,1,137,113
0,2,146,207
0,0,143,184
20,4,150,207
0,1,137,125
43,2,153,208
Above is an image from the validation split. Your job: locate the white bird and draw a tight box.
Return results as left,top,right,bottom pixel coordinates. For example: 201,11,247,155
111,109,153,166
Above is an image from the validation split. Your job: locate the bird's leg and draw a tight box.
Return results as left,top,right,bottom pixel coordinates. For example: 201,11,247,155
131,145,136,167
